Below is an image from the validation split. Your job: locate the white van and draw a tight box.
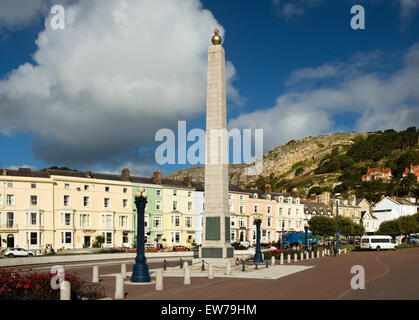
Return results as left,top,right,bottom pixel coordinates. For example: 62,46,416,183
360,235,398,251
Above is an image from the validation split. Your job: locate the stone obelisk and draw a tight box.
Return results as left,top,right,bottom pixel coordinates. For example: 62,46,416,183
196,29,234,266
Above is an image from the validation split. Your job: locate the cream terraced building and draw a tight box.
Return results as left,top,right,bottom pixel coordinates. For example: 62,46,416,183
0,168,133,252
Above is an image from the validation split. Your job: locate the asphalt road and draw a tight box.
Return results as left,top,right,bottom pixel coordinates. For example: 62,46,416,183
14,248,419,300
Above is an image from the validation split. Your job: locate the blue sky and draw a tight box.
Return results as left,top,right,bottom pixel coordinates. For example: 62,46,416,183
0,0,418,176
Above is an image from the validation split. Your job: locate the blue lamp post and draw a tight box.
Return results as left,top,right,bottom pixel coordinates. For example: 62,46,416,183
253,214,263,263
131,188,151,283
335,194,341,252
304,221,309,252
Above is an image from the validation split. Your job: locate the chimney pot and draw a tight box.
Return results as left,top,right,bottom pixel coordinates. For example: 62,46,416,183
184,176,192,187
265,184,272,195
2,169,7,176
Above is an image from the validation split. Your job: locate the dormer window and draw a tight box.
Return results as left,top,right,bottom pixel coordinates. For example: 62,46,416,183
253,193,258,199
278,196,283,203
288,197,292,203
296,198,300,204
266,194,271,200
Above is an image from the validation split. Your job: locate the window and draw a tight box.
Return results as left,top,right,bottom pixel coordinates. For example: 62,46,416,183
229,194,232,200
240,195,244,200
0,194,2,206
63,195,70,206
155,200,162,210
267,206,271,214
172,201,178,211
31,183,36,189
288,208,292,216
279,207,283,215
101,213,113,227
153,217,162,228
105,186,110,192
170,231,181,243
6,194,14,206
83,196,90,207
156,190,161,196
188,191,192,197
254,205,258,213
185,217,192,228
171,215,181,227
267,217,272,227
231,216,236,227
296,208,299,216
119,216,128,228
64,183,70,190
7,182,13,188
122,199,128,208
229,203,233,212
231,231,236,241
188,202,193,211
80,214,90,228
61,213,72,226
240,205,245,214
61,232,72,244
30,195,38,206
239,217,246,228
30,232,38,245
31,212,37,225
84,185,89,190
7,212,14,228
103,232,113,244
173,190,177,196
123,232,129,244
104,198,110,208
123,188,128,194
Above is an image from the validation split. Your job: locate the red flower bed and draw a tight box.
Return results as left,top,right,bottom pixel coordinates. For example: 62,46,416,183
0,269,105,300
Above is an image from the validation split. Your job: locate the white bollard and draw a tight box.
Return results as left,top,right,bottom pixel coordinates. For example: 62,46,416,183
287,254,291,264
294,253,298,262
317,251,320,258
60,281,71,300
208,264,214,279
93,266,99,283
344,248,347,254
226,261,231,276
300,252,304,261
121,264,126,279
115,274,124,299
306,252,309,260
271,256,275,266
156,269,163,290
184,263,191,285
338,248,341,255
322,250,325,257
280,253,284,265
311,252,315,259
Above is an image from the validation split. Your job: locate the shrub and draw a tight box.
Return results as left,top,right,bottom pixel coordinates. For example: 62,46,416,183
0,269,105,300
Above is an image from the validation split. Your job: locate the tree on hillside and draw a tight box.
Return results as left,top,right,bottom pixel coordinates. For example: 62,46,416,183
376,220,401,238
308,216,335,237
398,216,417,243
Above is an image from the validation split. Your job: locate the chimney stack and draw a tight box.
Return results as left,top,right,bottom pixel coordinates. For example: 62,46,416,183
2,169,7,176
238,182,246,190
121,168,130,181
184,176,192,187
310,194,317,201
265,184,272,195
153,171,162,185
86,171,92,178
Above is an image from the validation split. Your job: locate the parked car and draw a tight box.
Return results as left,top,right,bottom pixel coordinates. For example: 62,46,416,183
360,235,397,251
4,248,36,258
172,245,188,252
409,235,419,245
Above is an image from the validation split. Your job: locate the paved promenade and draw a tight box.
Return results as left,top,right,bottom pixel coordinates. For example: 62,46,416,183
62,248,419,300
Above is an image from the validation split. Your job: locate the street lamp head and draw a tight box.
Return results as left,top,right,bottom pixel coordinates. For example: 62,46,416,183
134,191,142,199
138,187,145,193
142,191,148,199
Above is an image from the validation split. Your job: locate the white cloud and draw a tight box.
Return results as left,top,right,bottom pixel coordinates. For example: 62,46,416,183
229,43,419,151
272,0,325,20
8,164,38,171
0,0,49,29
399,0,419,18
0,0,242,168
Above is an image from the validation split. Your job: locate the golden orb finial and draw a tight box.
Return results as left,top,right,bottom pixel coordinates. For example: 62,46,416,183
211,28,222,45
